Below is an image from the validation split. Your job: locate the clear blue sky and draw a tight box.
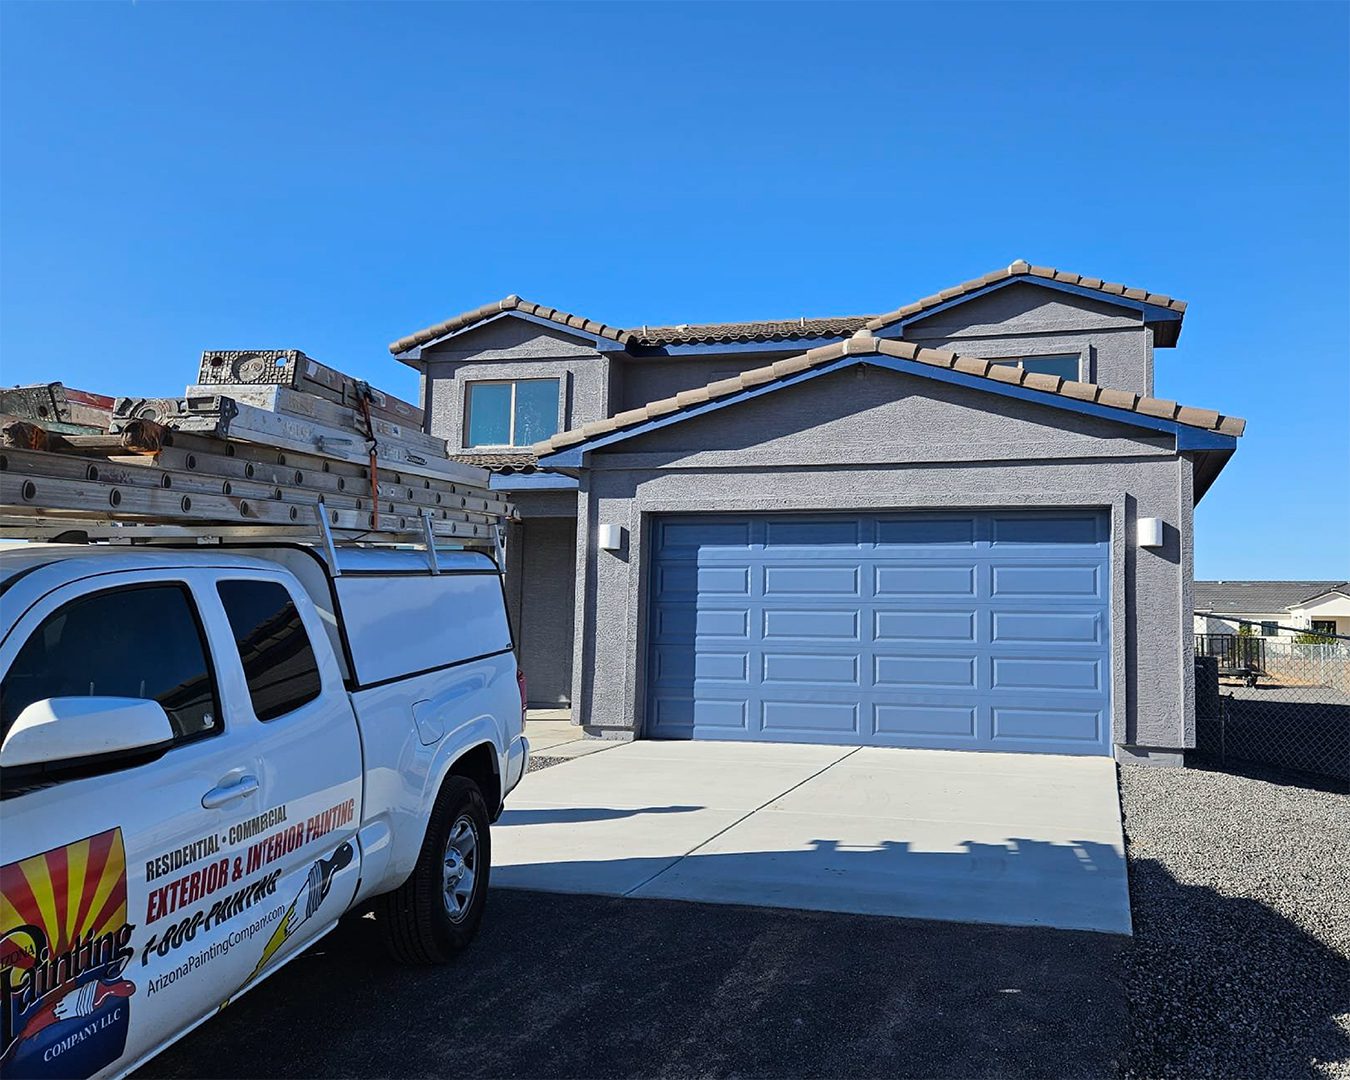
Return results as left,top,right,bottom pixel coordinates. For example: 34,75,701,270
2,2,1346,579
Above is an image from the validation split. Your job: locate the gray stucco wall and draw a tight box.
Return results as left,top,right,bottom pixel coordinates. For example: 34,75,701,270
901,282,1156,395
410,284,1160,447
614,283,1158,412
619,354,793,413
505,488,578,520
567,365,1195,755
419,317,611,447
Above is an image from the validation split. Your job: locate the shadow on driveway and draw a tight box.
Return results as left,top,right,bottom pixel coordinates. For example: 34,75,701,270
138,889,1126,1079
136,867,1347,1078
495,815,1130,934
502,804,703,825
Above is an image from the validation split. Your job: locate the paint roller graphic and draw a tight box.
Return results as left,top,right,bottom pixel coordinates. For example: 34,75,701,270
245,841,354,983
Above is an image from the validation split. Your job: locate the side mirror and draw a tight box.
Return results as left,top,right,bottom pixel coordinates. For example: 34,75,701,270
0,697,175,768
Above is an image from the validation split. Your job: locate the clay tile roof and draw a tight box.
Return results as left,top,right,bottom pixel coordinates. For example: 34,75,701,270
393,261,1187,357
630,315,874,347
390,305,872,355
448,449,538,473
533,332,1242,457
389,296,633,355
863,259,1187,333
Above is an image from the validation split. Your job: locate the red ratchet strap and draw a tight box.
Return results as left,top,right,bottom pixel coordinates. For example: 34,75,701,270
357,389,380,531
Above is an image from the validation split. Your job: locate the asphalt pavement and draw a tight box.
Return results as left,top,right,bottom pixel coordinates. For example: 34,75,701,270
138,888,1125,1079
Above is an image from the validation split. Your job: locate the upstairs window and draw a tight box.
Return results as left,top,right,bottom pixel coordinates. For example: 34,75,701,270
988,354,1081,381
465,379,560,447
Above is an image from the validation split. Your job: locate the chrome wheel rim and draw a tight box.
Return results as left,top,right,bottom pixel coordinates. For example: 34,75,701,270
442,815,479,922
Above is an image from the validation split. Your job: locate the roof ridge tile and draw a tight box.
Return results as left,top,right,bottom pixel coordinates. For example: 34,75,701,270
952,355,992,377
391,261,1187,356
862,261,1188,334
389,294,633,355
1136,396,1180,420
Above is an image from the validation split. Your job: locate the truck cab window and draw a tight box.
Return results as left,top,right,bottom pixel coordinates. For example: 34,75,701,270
217,580,323,721
0,584,219,743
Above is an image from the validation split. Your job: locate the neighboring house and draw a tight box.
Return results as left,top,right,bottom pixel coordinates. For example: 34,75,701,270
391,260,1244,763
1194,581,1350,639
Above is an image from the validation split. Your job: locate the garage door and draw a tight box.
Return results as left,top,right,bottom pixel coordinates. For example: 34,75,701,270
646,510,1112,754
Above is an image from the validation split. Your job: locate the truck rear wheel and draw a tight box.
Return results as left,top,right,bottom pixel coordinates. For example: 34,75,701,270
377,775,491,963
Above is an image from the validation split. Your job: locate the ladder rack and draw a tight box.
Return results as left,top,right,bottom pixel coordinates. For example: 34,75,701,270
0,362,514,557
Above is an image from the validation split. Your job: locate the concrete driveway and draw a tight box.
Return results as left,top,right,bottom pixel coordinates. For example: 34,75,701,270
495,740,1131,935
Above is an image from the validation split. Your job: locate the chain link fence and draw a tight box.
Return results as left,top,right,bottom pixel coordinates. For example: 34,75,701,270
1193,616,1350,788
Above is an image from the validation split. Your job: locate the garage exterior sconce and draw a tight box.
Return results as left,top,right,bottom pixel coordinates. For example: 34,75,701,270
597,524,626,551
1137,517,1164,548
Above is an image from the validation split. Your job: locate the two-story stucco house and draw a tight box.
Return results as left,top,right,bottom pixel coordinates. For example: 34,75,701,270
390,261,1244,764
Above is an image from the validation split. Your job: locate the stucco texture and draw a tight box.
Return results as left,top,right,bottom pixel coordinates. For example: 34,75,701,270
567,365,1195,756
420,317,611,448
901,282,1157,395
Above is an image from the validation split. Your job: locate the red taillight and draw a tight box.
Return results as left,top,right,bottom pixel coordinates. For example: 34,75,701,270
516,668,528,722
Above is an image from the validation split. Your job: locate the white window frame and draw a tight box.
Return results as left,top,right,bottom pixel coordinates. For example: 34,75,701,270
987,353,1084,381
462,378,561,449
964,341,1090,382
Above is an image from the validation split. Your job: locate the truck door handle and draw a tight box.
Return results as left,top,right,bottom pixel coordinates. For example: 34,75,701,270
202,775,259,809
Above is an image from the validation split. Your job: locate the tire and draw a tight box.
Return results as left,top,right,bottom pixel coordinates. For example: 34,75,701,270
376,775,491,963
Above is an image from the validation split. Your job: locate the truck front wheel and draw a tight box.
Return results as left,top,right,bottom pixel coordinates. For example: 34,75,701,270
377,775,491,963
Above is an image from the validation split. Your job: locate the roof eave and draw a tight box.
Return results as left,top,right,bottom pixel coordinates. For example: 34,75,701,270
488,471,579,492
395,309,629,360
870,276,1186,346
537,350,1239,469
1291,588,1350,608
387,296,632,358
1192,447,1236,504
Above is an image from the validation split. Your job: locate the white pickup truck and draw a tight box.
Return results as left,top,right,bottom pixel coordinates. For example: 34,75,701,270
0,541,528,1079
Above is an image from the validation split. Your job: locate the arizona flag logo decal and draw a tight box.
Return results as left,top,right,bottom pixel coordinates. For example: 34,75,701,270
1,829,137,1079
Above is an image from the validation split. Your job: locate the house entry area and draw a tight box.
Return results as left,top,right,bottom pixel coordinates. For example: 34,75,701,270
645,509,1112,755
518,516,577,707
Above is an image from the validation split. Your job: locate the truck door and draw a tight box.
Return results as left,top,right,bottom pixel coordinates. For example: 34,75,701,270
204,571,362,999
0,571,271,1079
0,566,364,1079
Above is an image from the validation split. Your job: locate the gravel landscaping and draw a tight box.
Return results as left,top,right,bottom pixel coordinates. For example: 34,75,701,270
526,754,565,773
1121,763,1350,1079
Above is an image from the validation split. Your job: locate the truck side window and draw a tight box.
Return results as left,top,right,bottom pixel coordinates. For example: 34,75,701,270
0,584,219,743
217,580,323,721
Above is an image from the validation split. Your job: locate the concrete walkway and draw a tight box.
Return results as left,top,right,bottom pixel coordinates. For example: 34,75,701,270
524,716,622,761
495,740,1131,935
